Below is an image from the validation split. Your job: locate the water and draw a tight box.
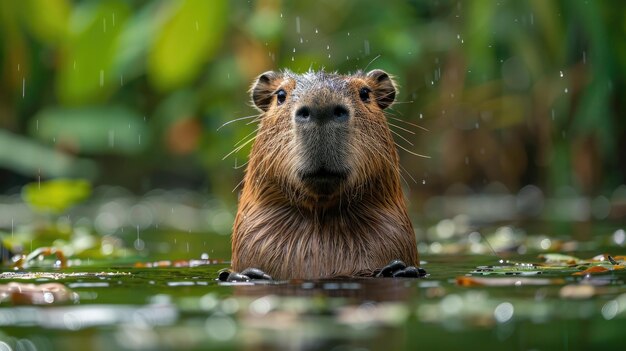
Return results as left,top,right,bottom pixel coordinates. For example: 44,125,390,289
1,222,625,350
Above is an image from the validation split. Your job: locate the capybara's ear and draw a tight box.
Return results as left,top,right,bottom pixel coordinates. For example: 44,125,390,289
251,71,282,112
366,69,397,110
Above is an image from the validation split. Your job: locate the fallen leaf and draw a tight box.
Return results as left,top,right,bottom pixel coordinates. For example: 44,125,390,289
559,284,596,299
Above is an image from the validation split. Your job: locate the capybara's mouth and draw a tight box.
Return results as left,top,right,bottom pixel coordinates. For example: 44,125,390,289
299,168,348,194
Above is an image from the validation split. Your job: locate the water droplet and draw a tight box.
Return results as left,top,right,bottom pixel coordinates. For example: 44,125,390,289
364,40,370,55
419,113,423,119
328,54,331,59
291,56,294,61
315,28,318,34
22,78,25,98
103,18,106,32
99,70,104,87
422,180,426,185
559,71,564,78
300,37,303,43
280,13,283,18
564,88,568,93
326,45,330,50
295,17,301,33
347,32,350,36
293,48,296,53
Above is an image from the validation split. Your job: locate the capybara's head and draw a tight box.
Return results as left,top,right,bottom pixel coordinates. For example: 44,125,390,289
249,70,399,208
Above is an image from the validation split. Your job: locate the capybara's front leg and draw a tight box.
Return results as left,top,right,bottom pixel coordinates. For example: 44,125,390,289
375,260,427,278
218,267,272,282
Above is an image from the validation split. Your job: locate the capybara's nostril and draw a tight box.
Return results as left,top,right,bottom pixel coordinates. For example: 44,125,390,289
333,105,349,122
295,106,311,123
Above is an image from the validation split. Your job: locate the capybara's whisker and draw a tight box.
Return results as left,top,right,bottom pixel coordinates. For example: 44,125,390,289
388,122,416,135
217,114,261,131
387,115,429,132
395,142,431,158
390,128,415,146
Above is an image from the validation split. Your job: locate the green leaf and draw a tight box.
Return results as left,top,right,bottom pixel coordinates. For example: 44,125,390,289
22,0,70,44
30,106,150,155
56,0,130,105
148,0,228,91
22,179,92,214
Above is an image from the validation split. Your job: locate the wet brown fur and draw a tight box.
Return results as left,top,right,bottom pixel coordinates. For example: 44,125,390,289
232,70,418,279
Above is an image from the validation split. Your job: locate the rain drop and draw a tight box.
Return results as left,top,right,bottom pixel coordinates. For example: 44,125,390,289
103,18,106,32
293,48,296,53
22,78,25,98
364,40,370,55
100,70,104,87
564,88,568,93
315,28,318,34
559,71,564,78
326,45,330,50
296,16,301,33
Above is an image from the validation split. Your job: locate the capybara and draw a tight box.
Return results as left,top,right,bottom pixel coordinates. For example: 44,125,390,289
228,70,422,280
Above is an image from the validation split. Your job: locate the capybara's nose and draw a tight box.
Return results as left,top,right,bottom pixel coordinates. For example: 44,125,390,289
295,104,350,124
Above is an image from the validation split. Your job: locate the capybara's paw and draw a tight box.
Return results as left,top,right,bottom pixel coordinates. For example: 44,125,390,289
375,259,427,278
217,267,272,282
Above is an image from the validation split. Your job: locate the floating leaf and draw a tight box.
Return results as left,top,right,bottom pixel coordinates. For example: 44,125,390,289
559,285,596,299
457,276,564,287
22,179,91,214
538,253,582,264
573,265,624,276
0,282,78,305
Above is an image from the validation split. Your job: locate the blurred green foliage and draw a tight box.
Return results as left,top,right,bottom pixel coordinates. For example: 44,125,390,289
22,178,91,214
0,0,624,206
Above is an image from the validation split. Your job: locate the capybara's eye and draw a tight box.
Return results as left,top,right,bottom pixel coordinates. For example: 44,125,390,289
359,87,371,103
276,89,287,105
